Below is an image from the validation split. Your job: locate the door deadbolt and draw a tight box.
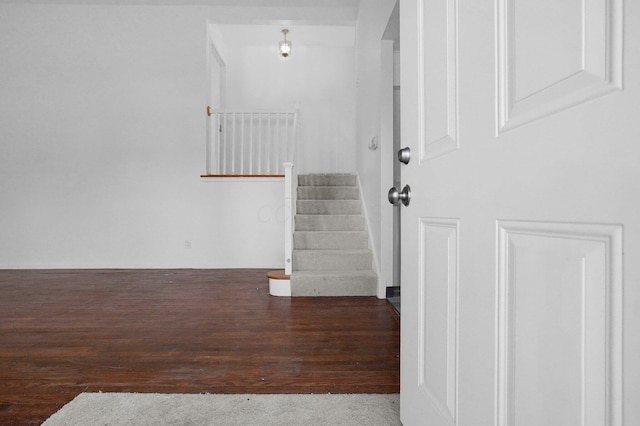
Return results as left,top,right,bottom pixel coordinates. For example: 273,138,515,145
388,185,411,207
398,147,411,164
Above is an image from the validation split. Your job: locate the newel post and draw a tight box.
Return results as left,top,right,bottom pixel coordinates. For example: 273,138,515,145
283,162,294,275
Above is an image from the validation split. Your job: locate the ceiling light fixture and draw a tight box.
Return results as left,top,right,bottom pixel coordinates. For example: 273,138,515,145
279,29,292,58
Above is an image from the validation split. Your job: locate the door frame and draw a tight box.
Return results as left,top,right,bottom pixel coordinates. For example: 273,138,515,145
379,38,396,298
205,25,227,175
380,0,402,299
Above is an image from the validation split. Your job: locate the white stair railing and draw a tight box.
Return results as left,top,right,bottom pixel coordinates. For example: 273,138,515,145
207,110,297,175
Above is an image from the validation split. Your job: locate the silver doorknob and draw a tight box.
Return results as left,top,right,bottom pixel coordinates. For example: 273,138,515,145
398,147,411,164
388,185,411,206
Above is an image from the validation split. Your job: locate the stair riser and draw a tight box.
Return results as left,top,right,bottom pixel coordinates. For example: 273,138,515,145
297,187,359,200
294,232,368,250
293,251,372,271
291,275,377,296
295,216,364,231
296,200,361,215
298,175,357,187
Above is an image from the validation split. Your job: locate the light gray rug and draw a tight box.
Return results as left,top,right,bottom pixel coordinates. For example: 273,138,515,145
42,393,401,426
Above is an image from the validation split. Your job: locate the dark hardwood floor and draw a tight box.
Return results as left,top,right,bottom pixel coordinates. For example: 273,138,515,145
0,269,400,425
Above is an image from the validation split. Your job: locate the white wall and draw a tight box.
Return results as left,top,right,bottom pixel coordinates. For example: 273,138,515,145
216,26,357,174
354,0,397,293
0,2,367,269
0,4,294,269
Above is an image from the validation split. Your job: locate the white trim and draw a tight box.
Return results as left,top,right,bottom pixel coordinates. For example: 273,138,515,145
200,177,284,183
269,277,292,297
356,174,384,299
379,39,395,295
283,162,294,275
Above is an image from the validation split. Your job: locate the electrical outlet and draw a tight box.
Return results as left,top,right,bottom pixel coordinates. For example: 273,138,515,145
184,240,191,249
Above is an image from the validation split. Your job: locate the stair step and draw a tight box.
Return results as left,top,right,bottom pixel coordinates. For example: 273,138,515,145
297,186,359,200
291,173,376,297
298,174,357,187
296,200,361,215
295,215,364,231
293,249,372,271
291,270,377,296
294,231,368,249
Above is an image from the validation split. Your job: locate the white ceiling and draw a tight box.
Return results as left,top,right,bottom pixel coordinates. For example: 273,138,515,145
0,0,361,27
1,0,362,48
0,0,359,8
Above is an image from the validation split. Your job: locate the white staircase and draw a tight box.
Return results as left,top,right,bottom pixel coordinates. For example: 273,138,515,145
291,174,377,296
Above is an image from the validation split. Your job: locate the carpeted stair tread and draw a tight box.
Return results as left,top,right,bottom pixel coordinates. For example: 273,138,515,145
294,231,368,249
298,174,357,187
295,215,364,231
297,186,359,200
296,200,361,215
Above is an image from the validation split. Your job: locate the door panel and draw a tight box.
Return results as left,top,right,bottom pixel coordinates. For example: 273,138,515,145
419,0,459,160
419,218,458,424
497,221,623,426
400,0,638,425
497,0,622,132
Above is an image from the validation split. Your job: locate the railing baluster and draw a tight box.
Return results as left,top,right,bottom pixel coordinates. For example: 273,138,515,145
284,114,289,170
288,113,293,164
240,112,245,174
249,112,254,174
219,113,224,174
292,111,298,168
221,113,226,175
230,112,234,174
213,113,218,174
273,112,280,174
267,113,272,174
207,110,297,176
257,113,262,174
215,113,220,173
206,114,211,175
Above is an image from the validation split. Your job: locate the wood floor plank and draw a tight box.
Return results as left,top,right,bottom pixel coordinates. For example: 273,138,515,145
0,269,399,425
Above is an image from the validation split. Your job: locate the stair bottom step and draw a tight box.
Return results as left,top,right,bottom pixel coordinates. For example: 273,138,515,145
291,271,377,297
293,249,373,271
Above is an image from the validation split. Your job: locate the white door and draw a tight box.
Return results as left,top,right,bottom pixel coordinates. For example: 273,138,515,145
399,0,639,425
